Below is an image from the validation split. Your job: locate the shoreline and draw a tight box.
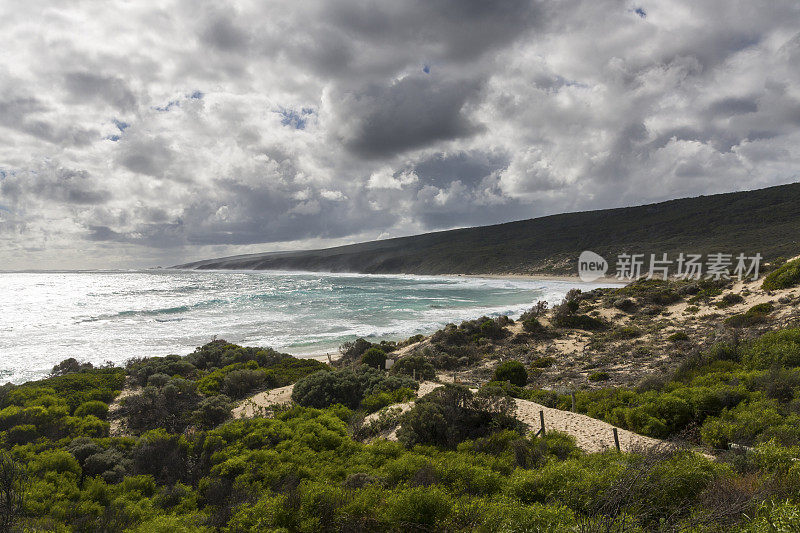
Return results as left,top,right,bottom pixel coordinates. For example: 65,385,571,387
454,272,626,285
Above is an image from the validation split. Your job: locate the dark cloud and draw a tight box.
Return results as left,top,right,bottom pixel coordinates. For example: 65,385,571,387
64,72,137,111
707,97,758,116
324,0,540,63
199,12,250,52
116,135,174,177
0,166,111,207
0,95,98,146
413,151,508,188
342,76,484,158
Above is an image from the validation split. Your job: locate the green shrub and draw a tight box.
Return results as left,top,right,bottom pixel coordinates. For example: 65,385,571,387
383,486,452,527
73,401,109,420
7,423,38,445
743,329,800,369
531,356,555,368
717,293,744,308
193,395,233,429
361,348,387,369
521,317,555,339
50,358,94,376
553,313,607,331
398,384,521,448
391,356,435,380
749,302,774,314
667,331,689,343
493,361,528,386
479,318,507,340
762,257,800,291
588,371,610,382
221,369,266,399
122,377,201,433
360,387,415,413
339,338,374,361
609,326,642,340
291,366,417,409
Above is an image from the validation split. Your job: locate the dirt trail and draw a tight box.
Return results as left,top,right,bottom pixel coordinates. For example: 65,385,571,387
232,384,295,418
107,381,139,437
513,397,662,453
234,380,666,453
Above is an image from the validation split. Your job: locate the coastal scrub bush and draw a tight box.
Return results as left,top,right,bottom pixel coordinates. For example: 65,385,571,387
617,279,682,306
390,355,435,380
122,377,201,433
718,293,745,308
551,293,607,330
360,387,415,413
588,371,610,382
493,361,528,386
291,366,417,410
185,340,288,370
126,355,197,387
339,338,373,362
397,384,521,448
221,369,266,399
192,395,233,429
668,331,690,342
361,348,387,369
50,358,94,377
725,302,774,329
609,326,642,340
742,328,800,369
73,401,109,420
762,257,800,291
0,450,27,530
521,317,555,339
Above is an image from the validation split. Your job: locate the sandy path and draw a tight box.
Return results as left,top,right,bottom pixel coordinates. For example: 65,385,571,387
363,381,664,453
512,398,662,453
233,384,295,418
232,380,665,454
108,382,139,437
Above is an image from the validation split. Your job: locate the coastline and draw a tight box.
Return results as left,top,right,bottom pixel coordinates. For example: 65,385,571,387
454,272,626,285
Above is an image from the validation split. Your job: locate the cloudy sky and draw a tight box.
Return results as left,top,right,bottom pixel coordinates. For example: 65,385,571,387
1,0,799,269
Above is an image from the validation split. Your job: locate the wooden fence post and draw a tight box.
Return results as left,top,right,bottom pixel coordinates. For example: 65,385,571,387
571,392,576,412
539,410,545,437
613,428,620,451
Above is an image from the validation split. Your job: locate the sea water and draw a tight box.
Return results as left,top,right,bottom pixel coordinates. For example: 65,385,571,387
0,270,616,383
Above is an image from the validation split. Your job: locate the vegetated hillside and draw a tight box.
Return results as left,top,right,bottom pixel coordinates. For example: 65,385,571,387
177,182,800,275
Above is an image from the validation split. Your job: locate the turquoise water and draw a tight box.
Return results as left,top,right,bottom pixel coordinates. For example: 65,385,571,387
0,270,615,383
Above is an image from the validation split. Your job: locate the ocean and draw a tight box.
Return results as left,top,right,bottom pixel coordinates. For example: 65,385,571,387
0,270,616,384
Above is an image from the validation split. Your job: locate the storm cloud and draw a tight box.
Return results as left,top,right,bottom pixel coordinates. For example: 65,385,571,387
0,0,799,269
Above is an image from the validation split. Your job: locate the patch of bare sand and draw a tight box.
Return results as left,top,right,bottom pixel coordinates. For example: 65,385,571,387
513,397,662,453
233,384,295,418
108,381,139,437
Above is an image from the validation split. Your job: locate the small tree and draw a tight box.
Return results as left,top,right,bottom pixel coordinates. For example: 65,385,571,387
0,451,25,533
493,361,528,387
361,348,387,370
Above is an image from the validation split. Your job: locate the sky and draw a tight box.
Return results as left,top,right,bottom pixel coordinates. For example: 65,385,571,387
1,0,799,269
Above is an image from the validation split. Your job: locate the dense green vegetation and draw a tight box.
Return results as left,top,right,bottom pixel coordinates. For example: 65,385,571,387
290,365,416,411
762,257,800,291
177,182,800,275
3,343,800,531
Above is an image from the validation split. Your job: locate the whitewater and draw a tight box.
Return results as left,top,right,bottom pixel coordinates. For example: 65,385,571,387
0,269,616,383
